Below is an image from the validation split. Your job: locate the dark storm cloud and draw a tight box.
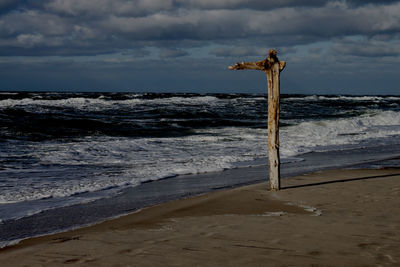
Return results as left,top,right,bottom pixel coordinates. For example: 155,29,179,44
347,0,399,6
0,0,15,8
174,0,328,10
43,0,175,17
0,0,399,57
42,0,327,17
0,0,20,11
1,0,400,94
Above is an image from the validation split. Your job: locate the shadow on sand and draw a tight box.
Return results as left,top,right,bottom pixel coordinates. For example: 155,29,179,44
282,172,400,190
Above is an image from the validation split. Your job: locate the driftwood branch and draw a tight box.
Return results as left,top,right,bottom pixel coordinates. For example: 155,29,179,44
228,49,285,191
228,49,286,73
228,60,266,71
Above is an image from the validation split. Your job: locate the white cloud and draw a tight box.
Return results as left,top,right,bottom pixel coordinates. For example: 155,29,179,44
16,33,44,47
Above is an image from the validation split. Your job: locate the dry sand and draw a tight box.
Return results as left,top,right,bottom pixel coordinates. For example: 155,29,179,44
1,168,400,266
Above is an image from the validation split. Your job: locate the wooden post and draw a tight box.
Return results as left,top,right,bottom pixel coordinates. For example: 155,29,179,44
228,49,285,190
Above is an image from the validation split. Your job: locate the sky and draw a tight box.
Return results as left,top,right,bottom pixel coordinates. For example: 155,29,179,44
0,0,400,95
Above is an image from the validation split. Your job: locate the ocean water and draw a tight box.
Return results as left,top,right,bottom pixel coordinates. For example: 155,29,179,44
1,92,400,245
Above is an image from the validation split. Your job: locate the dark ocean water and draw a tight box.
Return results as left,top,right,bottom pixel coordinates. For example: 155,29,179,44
1,92,400,247
2,92,399,141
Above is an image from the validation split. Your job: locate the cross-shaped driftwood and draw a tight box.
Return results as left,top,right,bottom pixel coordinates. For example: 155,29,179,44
229,49,286,190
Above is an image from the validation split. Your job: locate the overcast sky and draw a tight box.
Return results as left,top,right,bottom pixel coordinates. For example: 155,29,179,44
1,0,400,94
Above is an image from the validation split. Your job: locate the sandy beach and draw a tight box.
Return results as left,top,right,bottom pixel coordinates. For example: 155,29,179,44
1,168,400,266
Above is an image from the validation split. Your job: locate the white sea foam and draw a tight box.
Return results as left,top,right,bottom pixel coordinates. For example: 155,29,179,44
280,110,400,156
2,109,400,206
1,105,400,210
0,95,221,112
0,238,22,249
285,95,400,102
1,94,398,112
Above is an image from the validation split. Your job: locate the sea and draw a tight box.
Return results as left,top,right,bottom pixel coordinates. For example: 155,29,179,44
1,92,400,247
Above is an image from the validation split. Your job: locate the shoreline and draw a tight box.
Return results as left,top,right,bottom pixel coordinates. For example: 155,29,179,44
2,148,400,248
1,167,400,266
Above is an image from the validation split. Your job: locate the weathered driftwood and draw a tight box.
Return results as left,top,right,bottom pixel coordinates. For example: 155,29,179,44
229,49,285,191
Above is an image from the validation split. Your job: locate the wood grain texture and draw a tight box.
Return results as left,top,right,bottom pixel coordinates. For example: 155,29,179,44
229,49,285,190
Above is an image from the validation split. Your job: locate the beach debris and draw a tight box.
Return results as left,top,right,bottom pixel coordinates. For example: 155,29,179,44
260,211,287,217
229,49,286,190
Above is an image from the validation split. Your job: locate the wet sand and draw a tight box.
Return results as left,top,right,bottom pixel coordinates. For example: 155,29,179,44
1,168,400,266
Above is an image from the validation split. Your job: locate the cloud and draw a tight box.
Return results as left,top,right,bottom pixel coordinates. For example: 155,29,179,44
44,0,175,17
159,48,188,58
0,10,72,36
347,0,400,6
0,0,400,61
0,0,399,94
43,0,328,17
210,46,267,57
174,0,328,10
15,33,45,47
100,3,400,41
122,48,150,58
332,38,400,57
0,0,19,10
